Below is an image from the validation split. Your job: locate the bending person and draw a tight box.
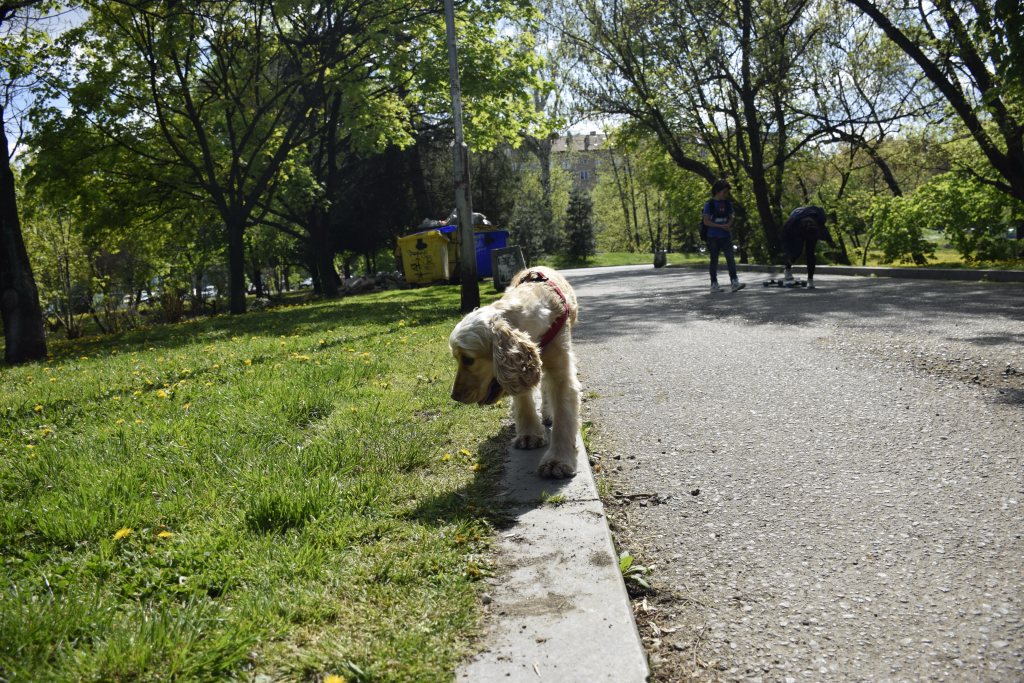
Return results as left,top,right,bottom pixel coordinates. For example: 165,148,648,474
780,206,833,289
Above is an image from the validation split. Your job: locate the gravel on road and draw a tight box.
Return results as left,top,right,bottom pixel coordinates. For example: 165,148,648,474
564,265,1024,683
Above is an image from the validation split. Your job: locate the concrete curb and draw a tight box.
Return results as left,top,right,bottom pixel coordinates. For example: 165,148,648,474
667,262,1024,282
456,433,649,682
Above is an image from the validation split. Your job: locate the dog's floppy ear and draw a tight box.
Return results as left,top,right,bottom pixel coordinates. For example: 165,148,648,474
491,317,541,395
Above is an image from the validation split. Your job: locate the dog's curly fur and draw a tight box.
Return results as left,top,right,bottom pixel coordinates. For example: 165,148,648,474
449,267,581,479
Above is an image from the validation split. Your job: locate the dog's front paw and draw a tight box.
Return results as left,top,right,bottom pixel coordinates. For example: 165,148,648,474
513,433,548,450
537,457,576,479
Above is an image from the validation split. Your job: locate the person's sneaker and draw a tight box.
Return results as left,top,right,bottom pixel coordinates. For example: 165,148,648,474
731,278,746,292
807,278,816,289
710,282,723,293
784,268,794,282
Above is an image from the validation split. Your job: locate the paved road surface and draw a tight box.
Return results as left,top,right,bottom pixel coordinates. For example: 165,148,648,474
563,265,1024,683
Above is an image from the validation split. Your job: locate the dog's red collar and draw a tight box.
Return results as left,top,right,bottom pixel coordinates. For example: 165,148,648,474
517,271,570,349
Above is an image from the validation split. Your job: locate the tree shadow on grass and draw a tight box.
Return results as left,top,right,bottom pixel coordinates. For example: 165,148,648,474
14,285,503,365
405,425,515,528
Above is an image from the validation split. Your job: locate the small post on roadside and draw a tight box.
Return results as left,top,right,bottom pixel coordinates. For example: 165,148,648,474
444,0,480,312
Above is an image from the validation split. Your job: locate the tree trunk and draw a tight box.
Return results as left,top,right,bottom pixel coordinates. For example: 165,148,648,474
0,114,48,364
252,266,264,299
832,231,853,265
738,0,783,259
409,137,432,219
317,94,342,297
309,210,340,296
227,220,247,314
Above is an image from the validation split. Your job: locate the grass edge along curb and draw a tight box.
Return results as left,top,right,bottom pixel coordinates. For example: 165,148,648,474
0,285,509,683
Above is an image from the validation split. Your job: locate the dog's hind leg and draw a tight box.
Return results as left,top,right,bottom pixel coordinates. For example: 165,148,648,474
512,388,547,450
541,373,554,426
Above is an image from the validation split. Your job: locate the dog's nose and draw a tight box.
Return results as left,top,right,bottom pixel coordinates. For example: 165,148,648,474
450,388,463,402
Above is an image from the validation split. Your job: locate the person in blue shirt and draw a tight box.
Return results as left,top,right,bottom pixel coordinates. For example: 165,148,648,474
703,180,745,292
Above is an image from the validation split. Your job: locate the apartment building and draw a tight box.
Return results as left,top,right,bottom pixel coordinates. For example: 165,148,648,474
550,131,607,191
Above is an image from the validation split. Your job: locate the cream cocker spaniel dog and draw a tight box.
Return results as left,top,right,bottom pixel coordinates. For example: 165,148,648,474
449,266,580,479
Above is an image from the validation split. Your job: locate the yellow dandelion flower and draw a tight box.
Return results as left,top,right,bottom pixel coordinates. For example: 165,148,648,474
350,407,357,412
146,379,154,385
113,396,120,401
443,453,451,460
156,390,168,399
149,347,154,351
460,449,471,456
135,419,143,424
398,321,405,326
182,403,190,410
26,444,34,449
157,531,173,539
324,676,346,683
245,359,252,365
205,382,212,387
33,405,43,412
115,419,124,424
319,340,324,344
49,378,56,382
212,364,219,368
163,383,169,387
134,390,141,395
113,527,133,541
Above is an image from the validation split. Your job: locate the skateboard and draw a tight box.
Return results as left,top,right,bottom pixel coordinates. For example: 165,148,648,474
762,277,807,288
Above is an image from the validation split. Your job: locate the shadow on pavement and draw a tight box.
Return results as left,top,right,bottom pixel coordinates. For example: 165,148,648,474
562,266,1024,346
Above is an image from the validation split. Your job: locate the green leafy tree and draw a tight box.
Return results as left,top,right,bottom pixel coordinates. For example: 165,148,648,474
562,184,597,260
866,194,935,265
36,0,447,314
562,0,833,258
20,192,89,339
847,0,1024,204
905,173,1023,263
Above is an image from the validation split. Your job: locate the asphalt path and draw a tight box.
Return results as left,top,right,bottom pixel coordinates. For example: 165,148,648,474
561,265,1024,683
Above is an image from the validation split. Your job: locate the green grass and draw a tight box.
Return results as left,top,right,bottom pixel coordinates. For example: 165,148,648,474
0,285,508,682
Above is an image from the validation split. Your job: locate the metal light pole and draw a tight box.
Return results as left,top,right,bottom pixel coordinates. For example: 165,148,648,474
443,0,480,312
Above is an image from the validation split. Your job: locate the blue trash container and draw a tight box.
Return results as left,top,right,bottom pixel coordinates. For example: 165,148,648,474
474,230,509,277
